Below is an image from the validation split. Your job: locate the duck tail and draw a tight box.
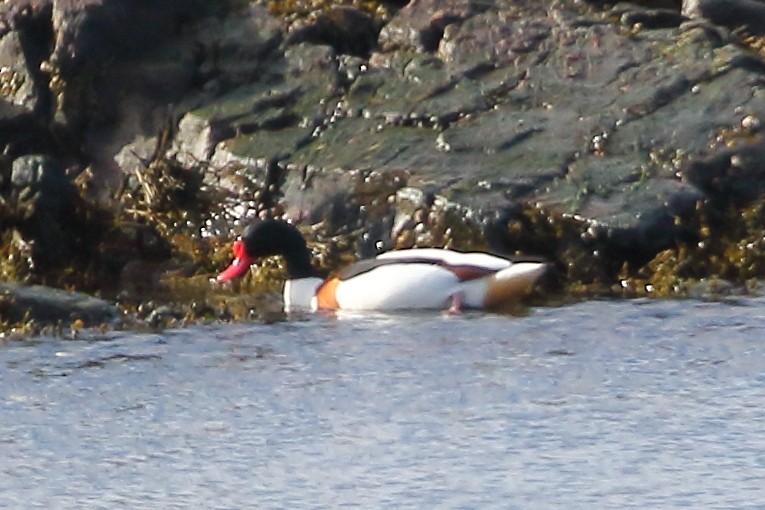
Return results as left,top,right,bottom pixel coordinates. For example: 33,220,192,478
482,261,547,308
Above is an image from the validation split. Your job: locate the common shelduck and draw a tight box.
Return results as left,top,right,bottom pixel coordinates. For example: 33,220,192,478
216,220,547,313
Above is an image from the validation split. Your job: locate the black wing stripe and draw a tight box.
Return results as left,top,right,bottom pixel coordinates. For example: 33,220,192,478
337,257,442,280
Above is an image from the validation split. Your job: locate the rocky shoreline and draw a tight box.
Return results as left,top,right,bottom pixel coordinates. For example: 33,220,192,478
3,0,765,333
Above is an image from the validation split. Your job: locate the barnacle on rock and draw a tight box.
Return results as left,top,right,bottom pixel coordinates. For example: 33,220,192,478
255,0,396,23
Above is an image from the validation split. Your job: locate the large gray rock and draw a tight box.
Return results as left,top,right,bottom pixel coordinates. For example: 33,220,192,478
0,282,117,325
177,0,765,272
48,1,282,190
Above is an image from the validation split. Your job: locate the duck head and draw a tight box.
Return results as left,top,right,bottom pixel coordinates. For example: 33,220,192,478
216,220,315,283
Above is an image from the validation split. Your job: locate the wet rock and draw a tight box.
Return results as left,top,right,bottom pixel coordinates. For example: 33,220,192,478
253,2,765,279
51,1,282,191
0,1,53,112
175,82,305,167
614,7,685,30
0,24,42,110
378,0,490,52
175,43,338,169
98,222,173,289
0,281,117,325
9,154,85,270
50,0,215,76
685,277,738,299
347,51,491,126
0,2,57,156
682,137,765,206
286,6,380,57
113,134,157,176
0,101,52,159
436,7,550,73
146,304,183,329
690,0,765,35
282,166,362,225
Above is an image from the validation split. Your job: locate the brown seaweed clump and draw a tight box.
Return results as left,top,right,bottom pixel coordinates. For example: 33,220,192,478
621,198,765,298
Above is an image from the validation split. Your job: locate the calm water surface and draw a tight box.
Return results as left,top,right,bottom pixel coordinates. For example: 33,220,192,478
2,298,765,508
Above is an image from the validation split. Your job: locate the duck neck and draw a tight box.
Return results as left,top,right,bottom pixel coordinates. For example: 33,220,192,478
283,248,315,279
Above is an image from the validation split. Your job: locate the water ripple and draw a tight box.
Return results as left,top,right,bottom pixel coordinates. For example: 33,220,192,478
2,299,765,508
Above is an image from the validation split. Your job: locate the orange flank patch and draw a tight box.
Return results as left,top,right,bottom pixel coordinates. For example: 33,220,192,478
314,276,340,310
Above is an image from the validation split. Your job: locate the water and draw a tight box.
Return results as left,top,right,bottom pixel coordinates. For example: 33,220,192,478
2,298,765,509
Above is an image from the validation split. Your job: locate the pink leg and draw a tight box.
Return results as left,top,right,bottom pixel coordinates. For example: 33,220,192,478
446,291,464,315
